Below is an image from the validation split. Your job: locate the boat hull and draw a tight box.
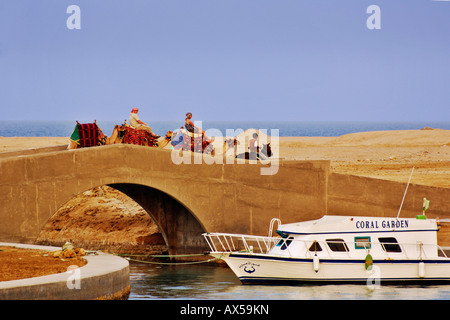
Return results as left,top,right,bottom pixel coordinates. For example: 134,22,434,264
215,253,450,285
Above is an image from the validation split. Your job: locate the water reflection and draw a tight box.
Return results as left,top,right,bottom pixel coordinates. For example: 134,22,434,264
129,262,240,300
128,261,450,300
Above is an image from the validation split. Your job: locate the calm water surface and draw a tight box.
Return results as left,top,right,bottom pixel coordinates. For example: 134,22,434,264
2,121,450,137
128,261,450,300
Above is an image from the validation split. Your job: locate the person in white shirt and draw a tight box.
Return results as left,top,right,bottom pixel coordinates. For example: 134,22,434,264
129,108,159,138
249,133,267,160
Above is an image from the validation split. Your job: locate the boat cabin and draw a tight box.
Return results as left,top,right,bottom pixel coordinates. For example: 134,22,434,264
270,215,441,260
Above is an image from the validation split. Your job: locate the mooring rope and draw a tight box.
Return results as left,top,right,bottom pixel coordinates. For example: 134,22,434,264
123,255,223,265
111,252,222,265
116,253,208,258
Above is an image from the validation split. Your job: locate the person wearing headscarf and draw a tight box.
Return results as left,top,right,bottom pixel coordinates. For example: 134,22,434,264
129,108,159,138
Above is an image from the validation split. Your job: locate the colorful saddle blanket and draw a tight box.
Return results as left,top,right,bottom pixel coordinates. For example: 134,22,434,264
70,122,106,148
122,127,156,146
181,133,214,155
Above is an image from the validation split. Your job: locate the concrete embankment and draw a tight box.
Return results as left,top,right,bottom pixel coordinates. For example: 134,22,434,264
0,243,130,300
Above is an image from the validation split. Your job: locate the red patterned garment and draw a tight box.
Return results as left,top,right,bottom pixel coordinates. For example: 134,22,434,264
122,127,156,146
181,133,214,154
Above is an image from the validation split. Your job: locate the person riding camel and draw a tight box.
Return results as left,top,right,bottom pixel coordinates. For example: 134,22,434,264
129,108,160,139
184,112,214,143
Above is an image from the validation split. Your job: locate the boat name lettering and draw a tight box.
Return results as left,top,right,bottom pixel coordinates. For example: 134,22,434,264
355,219,409,229
239,262,260,268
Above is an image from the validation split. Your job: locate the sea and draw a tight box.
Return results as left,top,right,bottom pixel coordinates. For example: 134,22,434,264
3,120,450,304
1,120,450,138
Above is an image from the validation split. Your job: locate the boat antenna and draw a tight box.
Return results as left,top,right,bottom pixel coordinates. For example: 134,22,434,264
396,166,415,219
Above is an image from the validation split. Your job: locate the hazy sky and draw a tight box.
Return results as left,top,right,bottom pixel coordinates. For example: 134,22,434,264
1,0,449,122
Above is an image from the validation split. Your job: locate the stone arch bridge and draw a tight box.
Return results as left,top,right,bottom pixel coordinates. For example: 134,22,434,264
0,144,449,255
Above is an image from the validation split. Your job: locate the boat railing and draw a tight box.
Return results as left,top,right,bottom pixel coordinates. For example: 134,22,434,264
203,232,448,260
438,245,448,258
203,232,278,255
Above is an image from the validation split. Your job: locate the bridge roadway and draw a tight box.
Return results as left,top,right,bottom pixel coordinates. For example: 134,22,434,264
0,144,449,256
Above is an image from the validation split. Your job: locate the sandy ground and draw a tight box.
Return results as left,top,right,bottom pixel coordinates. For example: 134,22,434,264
278,129,450,188
1,128,449,280
0,246,86,282
0,137,70,153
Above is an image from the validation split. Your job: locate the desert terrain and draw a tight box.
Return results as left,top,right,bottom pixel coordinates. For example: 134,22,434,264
0,246,86,282
277,128,450,188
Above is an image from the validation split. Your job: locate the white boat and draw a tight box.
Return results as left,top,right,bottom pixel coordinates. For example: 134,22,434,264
203,215,450,284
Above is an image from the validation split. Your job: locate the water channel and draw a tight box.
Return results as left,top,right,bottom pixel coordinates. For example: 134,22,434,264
128,260,450,300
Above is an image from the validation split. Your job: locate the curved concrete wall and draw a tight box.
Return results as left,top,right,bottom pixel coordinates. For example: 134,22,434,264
0,243,130,300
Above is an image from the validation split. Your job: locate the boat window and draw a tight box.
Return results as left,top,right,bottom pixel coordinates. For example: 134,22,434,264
326,239,349,252
276,234,287,246
354,236,371,249
308,241,322,252
379,237,402,253
278,236,294,250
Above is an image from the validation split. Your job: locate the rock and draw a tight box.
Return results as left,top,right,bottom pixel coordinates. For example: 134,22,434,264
63,249,76,258
62,242,74,251
74,248,85,256
52,243,86,259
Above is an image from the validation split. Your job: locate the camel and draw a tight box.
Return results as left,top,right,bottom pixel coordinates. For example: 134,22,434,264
235,143,272,160
105,124,123,145
170,132,239,158
68,122,173,149
171,130,216,155
67,120,106,150
112,122,173,149
107,124,173,148
228,128,273,161
172,136,269,159
154,131,173,148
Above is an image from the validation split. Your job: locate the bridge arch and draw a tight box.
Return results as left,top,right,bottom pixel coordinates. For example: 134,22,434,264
37,182,208,257
108,183,208,256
